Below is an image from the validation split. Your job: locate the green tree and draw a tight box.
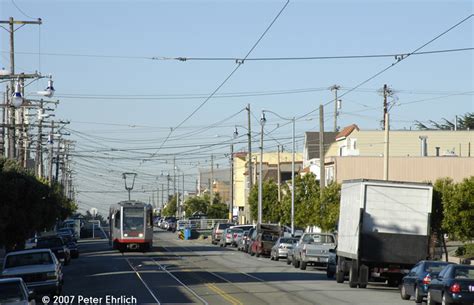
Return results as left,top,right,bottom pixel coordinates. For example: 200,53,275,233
414,112,474,130
442,177,474,241
162,195,177,216
0,158,77,251
184,195,208,217
317,182,341,232
248,179,280,223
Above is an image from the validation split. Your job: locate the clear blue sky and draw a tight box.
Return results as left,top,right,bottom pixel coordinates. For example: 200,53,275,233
1,0,473,215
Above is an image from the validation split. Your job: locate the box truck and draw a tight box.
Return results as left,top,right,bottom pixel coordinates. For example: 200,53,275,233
335,179,433,288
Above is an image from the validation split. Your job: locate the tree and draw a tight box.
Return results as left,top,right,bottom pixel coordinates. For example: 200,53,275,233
317,182,341,232
162,195,177,216
0,158,77,251
415,112,474,130
441,177,474,241
184,195,208,217
248,179,280,223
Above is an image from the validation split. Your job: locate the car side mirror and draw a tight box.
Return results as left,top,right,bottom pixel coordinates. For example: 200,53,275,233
28,290,36,301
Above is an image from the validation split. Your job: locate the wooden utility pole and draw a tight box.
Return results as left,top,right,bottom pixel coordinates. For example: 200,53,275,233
246,104,252,223
35,100,44,177
230,144,234,220
383,84,390,180
210,154,214,205
277,145,281,202
330,85,340,132
48,121,54,185
319,105,325,197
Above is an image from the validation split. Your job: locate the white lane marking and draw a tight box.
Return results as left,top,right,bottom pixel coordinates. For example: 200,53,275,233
125,258,161,305
150,257,209,305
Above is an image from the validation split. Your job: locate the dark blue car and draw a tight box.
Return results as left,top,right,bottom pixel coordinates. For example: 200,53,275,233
400,260,453,303
427,264,474,305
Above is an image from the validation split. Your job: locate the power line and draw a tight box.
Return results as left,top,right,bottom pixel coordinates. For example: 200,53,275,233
296,14,474,120
144,0,291,165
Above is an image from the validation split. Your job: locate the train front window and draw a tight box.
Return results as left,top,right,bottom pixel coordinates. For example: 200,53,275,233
123,207,144,232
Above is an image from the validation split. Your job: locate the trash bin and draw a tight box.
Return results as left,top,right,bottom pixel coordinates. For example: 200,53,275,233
184,228,191,240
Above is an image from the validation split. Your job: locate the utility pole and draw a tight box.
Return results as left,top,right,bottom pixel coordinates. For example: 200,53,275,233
330,85,340,132
181,172,185,217
383,84,390,180
161,183,164,208
48,121,54,186
1,90,7,157
1,17,42,162
258,112,266,224
55,136,61,182
246,104,252,223
319,105,325,197
35,100,44,177
210,154,214,205
277,145,281,202
230,144,234,221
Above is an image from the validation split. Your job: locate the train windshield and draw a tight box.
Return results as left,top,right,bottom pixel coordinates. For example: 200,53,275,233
123,207,144,232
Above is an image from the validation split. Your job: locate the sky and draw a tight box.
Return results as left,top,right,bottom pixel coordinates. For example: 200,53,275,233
1,0,473,216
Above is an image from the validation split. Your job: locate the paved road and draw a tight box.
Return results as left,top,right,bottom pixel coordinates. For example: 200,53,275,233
62,230,413,305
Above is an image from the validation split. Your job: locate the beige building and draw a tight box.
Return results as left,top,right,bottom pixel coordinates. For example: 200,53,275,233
304,124,473,184
233,151,303,224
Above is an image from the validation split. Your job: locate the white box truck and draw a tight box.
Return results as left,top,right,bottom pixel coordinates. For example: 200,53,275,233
335,179,433,288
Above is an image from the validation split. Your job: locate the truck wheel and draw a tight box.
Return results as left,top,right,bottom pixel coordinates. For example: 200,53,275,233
349,263,359,288
400,284,410,300
275,256,279,261
358,265,368,288
335,264,344,283
300,261,307,270
294,259,300,268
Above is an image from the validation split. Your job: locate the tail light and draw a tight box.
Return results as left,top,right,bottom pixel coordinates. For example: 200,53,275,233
450,283,461,293
226,234,231,238
233,233,238,238
422,275,431,285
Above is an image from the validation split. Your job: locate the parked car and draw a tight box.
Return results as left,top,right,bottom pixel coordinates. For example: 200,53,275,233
270,237,298,261
56,233,79,259
211,223,232,245
326,248,337,278
1,249,63,297
400,260,453,303
219,228,234,247
292,232,336,270
56,228,77,242
0,277,36,305
34,236,71,265
250,232,279,257
237,230,250,251
230,229,244,247
427,264,474,305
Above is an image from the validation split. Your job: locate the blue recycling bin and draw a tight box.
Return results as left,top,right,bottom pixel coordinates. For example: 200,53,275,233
184,228,191,240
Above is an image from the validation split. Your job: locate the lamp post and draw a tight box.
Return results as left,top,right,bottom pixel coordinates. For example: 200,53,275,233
258,112,266,224
122,172,137,201
262,110,296,236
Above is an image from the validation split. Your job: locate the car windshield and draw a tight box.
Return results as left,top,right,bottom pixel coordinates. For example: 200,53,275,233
0,282,26,302
302,234,335,244
262,234,275,241
37,238,63,248
123,207,144,231
218,224,231,230
5,252,53,268
279,238,295,244
453,267,474,279
425,262,450,273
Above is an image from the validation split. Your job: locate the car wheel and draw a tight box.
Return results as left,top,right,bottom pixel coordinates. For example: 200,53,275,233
441,293,449,305
256,251,260,258
300,261,307,270
400,284,410,300
275,256,279,261
270,254,274,260
427,291,436,305
414,286,423,303
286,258,291,265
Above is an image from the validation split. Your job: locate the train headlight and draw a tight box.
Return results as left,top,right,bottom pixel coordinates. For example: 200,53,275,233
138,233,143,238
124,233,128,237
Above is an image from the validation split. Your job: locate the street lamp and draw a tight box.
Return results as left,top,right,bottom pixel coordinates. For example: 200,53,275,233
11,79,23,108
122,172,137,201
258,111,266,224
262,109,296,236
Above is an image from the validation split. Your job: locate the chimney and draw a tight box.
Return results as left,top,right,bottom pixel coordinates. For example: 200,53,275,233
419,136,428,157
435,147,440,157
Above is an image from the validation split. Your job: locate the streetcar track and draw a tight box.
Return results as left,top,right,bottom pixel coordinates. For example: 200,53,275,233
125,257,162,305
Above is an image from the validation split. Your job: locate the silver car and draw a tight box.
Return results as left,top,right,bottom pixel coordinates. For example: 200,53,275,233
0,277,36,305
219,228,234,247
270,237,298,261
230,229,244,247
2,249,63,297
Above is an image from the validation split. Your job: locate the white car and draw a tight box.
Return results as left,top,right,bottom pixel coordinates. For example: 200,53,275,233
0,277,36,305
2,249,63,297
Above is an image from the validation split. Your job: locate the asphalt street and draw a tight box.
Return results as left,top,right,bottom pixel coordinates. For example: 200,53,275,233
62,230,414,305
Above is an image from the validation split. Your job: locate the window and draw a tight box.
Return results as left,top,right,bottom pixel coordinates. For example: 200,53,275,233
114,211,120,228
